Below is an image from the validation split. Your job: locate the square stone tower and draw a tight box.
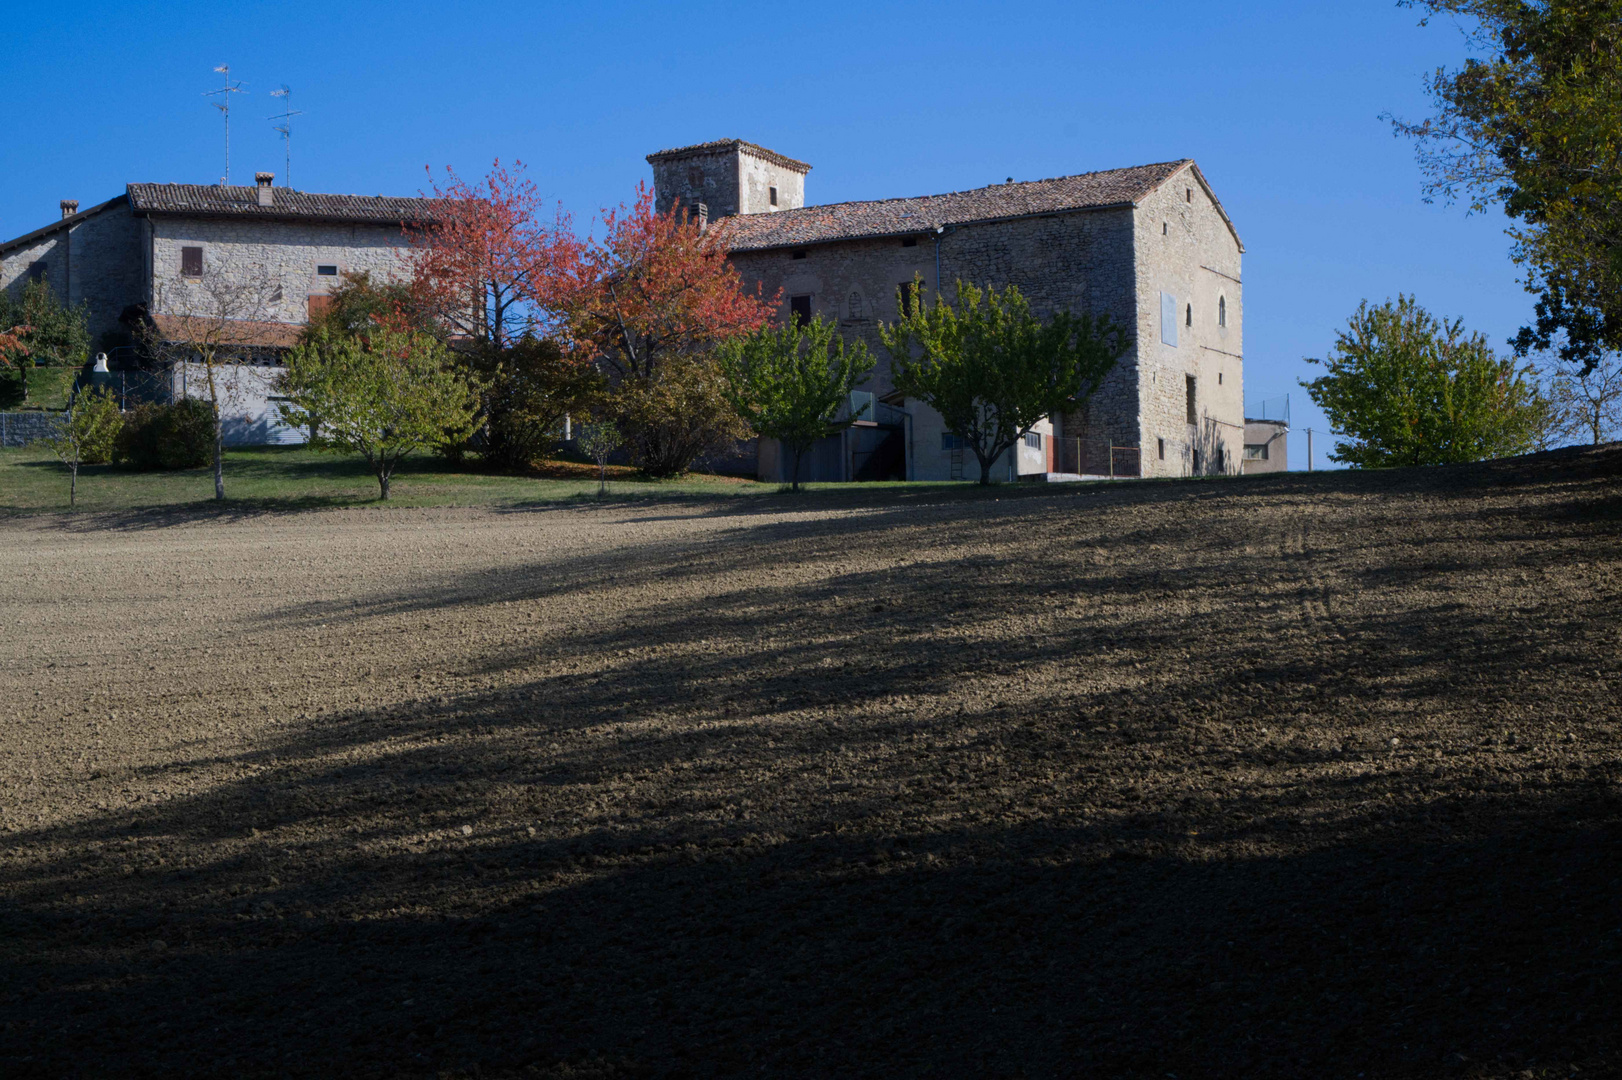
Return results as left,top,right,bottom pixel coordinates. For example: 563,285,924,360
646,140,811,221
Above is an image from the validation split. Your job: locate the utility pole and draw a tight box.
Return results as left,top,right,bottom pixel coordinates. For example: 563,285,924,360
1306,427,1314,471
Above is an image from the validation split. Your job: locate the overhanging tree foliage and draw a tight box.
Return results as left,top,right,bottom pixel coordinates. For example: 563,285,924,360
280,326,481,499
1392,0,1622,372
880,278,1129,485
717,315,875,490
1301,295,1547,467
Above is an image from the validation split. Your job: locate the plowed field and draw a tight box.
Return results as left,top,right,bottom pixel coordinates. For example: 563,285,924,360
2,447,1620,1079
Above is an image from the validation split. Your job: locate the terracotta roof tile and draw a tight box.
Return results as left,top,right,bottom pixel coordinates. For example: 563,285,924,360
127,183,439,225
715,160,1193,251
646,139,812,174
151,314,304,349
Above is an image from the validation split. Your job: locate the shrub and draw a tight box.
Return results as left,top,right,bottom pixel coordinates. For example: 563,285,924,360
115,399,215,470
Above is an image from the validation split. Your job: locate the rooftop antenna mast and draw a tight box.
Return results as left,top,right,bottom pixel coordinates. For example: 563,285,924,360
268,86,304,190
204,64,247,185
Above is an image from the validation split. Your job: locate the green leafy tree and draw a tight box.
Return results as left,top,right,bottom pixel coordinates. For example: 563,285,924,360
1391,0,1622,373
1301,296,1548,468
280,326,482,499
880,278,1129,485
41,387,121,508
469,335,603,471
575,419,623,496
609,355,749,478
0,279,91,403
717,315,875,491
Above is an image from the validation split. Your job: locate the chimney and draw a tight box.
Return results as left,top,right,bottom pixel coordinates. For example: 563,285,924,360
694,201,708,229
60,200,78,220
255,172,274,207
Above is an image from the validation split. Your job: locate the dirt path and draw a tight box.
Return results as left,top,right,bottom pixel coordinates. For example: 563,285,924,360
2,448,1620,1079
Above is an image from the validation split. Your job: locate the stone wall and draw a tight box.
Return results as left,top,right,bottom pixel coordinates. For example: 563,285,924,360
149,217,415,327
728,205,1139,480
0,411,63,447
0,199,147,348
651,145,807,220
1131,165,1244,478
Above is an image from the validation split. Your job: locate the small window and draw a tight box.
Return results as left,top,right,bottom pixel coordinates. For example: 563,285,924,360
789,294,812,327
1186,375,1197,425
769,186,778,207
1023,431,1042,449
791,249,807,260
1162,222,1167,235
1186,188,1192,202
1218,372,1223,385
181,246,203,278
941,432,967,451
901,238,918,248
1157,437,1165,460
1244,443,1268,461
26,261,47,282
316,264,338,276
1185,303,1192,327
1218,295,1227,328
897,280,918,317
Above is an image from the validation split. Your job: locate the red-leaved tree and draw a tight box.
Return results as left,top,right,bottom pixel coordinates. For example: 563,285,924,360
413,159,582,351
562,184,775,475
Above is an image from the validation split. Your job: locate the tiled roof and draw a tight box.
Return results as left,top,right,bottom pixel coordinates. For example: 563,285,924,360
127,183,439,225
715,160,1203,251
646,139,812,174
151,314,304,349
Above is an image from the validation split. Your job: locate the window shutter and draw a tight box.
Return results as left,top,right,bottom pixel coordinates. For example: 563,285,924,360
1160,291,1178,347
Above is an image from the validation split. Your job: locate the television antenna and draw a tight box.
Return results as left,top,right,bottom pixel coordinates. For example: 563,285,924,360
204,64,247,185
268,86,304,190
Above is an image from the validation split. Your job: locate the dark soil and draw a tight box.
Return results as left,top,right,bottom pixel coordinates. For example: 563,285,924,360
2,445,1620,1079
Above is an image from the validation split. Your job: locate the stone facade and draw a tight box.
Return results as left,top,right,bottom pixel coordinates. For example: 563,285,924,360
0,198,148,347
148,216,413,327
0,180,429,445
682,141,1245,482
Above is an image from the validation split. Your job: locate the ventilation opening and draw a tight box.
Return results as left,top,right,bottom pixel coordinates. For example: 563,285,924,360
1157,438,1165,461
791,249,807,260
901,238,918,248
1185,303,1192,327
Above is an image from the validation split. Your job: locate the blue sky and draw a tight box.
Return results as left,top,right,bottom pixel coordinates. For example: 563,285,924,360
1,0,1512,469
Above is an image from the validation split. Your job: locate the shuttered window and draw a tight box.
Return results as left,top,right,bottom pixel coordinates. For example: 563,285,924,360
1160,292,1178,347
181,247,203,278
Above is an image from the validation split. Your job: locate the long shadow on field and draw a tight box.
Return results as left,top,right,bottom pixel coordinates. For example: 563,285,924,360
3,445,1620,1078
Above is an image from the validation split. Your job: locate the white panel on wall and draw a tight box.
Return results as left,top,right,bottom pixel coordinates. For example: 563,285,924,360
1160,291,1178,347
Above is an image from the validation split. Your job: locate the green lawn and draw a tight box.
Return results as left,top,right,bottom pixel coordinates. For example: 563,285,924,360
0,446,795,513
0,367,79,411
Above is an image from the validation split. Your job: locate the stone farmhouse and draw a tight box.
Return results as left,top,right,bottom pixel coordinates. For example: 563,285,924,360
0,173,432,443
649,139,1246,482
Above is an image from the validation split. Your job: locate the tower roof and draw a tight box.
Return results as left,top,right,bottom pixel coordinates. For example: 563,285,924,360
646,139,812,175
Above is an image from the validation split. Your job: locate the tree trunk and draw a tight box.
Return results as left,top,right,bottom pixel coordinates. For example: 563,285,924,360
378,472,391,500
213,417,224,500
791,445,803,492
69,462,77,508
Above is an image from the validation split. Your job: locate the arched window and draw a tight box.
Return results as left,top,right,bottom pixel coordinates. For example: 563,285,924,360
1218,295,1226,327
1185,303,1192,327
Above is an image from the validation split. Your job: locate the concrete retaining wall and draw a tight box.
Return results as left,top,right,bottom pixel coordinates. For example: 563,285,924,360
1,411,62,447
